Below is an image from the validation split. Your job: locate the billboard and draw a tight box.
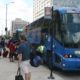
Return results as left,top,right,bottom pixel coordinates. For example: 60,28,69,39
44,7,52,19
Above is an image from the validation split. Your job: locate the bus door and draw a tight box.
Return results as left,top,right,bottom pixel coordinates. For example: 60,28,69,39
53,11,63,66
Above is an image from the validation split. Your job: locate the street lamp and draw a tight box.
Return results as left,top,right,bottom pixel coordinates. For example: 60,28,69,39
48,0,55,79
5,2,14,36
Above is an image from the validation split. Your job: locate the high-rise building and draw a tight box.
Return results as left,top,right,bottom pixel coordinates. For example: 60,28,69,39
53,0,80,9
33,0,80,21
33,0,52,21
11,18,29,36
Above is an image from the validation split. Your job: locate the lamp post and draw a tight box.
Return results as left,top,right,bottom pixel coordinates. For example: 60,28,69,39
5,2,14,36
48,0,55,79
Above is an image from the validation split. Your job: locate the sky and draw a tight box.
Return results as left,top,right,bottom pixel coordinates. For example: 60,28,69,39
0,0,33,35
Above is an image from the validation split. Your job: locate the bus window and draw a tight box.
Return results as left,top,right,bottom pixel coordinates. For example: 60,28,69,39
55,23,62,43
41,33,45,42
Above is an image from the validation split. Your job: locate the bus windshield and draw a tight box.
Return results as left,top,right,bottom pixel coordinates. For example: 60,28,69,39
62,13,80,44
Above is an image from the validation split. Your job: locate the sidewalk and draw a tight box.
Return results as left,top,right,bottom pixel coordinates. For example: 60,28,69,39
0,58,63,80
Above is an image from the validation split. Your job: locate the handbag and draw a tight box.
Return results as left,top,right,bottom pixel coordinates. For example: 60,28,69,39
15,68,24,80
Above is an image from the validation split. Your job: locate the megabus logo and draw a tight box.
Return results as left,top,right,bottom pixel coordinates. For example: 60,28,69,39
75,51,80,54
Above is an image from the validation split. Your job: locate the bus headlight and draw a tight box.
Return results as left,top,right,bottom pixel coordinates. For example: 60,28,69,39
64,54,77,58
64,54,69,58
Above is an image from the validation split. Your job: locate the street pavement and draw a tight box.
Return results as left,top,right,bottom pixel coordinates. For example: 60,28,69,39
0,57,80,80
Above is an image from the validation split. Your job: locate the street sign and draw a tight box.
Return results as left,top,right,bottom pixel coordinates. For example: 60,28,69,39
44,7,52,19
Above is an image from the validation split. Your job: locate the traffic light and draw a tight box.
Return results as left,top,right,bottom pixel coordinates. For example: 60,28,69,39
5,27,7,31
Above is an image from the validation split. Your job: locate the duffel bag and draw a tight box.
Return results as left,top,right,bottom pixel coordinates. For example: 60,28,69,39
15,68,24,80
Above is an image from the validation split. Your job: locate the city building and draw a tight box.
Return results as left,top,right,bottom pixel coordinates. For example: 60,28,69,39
11,18,29,36
33,0,52,21
33,0,80,21
53,0,80,9
22,26,28,37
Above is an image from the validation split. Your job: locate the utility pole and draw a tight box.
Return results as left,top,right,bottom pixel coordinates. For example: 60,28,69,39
5,2,14,37
48,6,55,80
48,0,55,79
5,4,8,36
44,0,55,79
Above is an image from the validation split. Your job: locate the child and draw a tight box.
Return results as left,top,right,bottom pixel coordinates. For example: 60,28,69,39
2,48,8,57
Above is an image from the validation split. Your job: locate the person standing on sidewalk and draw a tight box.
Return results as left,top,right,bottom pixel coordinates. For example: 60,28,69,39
17,35,31,80
9,39,15,62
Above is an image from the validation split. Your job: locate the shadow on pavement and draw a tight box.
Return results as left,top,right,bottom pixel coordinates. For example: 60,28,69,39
43,65,80,78
53,67,80,77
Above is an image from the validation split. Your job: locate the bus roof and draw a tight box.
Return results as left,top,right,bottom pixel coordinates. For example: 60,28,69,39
26,7,80,27
55,7,80,14
27,16,44,26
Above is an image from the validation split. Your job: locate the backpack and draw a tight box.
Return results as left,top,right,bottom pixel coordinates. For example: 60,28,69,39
33,56,42,67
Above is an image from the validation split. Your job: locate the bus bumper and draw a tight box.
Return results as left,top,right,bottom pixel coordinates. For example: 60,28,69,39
61,58,80,71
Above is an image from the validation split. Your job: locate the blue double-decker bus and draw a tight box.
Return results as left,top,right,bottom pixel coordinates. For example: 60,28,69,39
26,7,80,71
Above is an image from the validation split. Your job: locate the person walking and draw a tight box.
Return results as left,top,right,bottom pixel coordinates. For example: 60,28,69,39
9,39,15,62
17,35,31,80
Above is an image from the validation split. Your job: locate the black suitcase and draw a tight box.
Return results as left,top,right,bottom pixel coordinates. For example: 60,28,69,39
15,68,24,80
